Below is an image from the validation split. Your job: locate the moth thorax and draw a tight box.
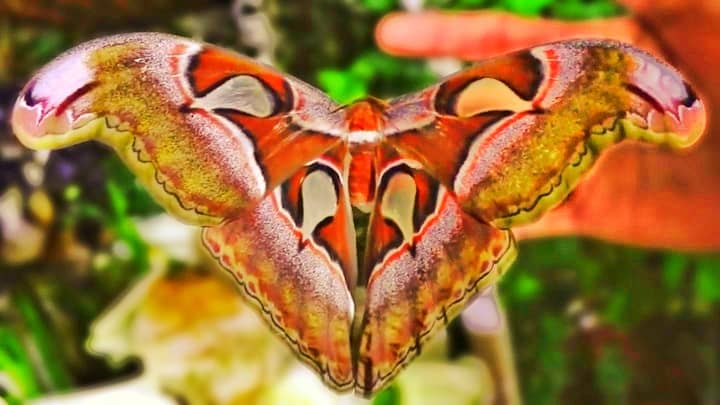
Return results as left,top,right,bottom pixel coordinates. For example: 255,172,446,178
347,143,376,211
345,98,387,141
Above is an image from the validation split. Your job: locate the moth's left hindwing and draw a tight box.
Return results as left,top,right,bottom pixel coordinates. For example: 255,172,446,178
203,145,358,390
12,32,344,225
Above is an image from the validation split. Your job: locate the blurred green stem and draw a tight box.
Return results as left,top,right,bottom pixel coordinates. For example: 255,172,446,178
467,290,522,405
12,288,72,392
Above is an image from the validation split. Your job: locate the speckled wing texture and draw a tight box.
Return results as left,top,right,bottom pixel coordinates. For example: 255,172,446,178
11,33,357,391
203,145,358,390
383,40,706,228
355,145,516,395
11,33,707,398
11,32,344,226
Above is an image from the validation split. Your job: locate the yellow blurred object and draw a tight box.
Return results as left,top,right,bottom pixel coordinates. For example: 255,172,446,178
394,357,494,405
85,252,496,404
28,190,54,226
0,187,47,264
88,259,293,405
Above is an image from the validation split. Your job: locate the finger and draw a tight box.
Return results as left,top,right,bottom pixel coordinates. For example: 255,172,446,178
619,0,687,15
376,11,657,60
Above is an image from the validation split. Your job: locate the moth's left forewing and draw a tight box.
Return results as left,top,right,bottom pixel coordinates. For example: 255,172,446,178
355,148,517,396
12,33,345,225
385,40,706,229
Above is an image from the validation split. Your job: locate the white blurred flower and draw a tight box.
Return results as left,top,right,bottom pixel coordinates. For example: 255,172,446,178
462,287,504,334
82,236,497,404
400,0,425,12
395,357,494,405
260,365,361,405
29,377,174,405
133,214,201,264
426,57,464,77
88,262,293,404
0,187,49,264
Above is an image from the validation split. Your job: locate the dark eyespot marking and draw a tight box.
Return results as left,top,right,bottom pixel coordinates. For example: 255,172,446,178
681,81,698,107
434,51,543,115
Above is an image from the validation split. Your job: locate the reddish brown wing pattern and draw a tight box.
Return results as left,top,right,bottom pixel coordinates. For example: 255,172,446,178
186,46,345,192
12,33,344,225
355,146,516,395
384,40,706,228
11,32,356,391
381,51,542,189
203,145,357,391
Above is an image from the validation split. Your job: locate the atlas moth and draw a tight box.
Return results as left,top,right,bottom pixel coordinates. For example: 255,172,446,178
11,32,706,396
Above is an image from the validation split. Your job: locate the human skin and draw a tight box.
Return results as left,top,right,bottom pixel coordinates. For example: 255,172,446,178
375,0,720,251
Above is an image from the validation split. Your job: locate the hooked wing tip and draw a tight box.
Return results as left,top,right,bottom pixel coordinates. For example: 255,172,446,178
625,50,707,148
11,44,100,150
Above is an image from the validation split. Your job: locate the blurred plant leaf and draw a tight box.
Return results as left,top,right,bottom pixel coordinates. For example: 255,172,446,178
361,0,397,13
500,0,553,16
603,291,628,327
544,0,625,20
317,69,368,104
528,315,569,404
0,325,40,402
373,383,401,405
510,272,543,302
662,253,688,293
106,181,149,273
27,30,67,66
103,157,161,217
442,0,492,8
12,290,72,392
595,346,629,403
317,51,436,104
693,257,720,305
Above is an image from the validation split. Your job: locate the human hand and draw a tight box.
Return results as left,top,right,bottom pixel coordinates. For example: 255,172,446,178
376,1,720,251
